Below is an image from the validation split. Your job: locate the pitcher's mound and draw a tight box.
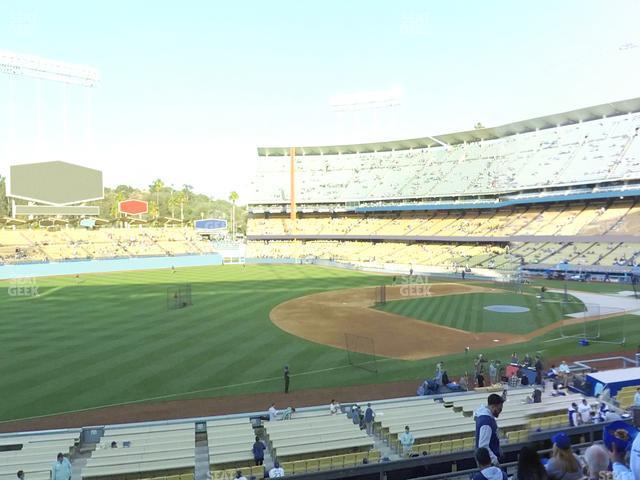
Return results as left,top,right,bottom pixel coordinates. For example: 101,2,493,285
484,305,530,313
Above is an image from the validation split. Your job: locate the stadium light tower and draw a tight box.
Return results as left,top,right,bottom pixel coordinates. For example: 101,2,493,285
0,50,100,86
329,86,403,142
0,50,100,161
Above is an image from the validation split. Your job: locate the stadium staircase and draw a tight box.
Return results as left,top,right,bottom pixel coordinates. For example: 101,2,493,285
194,436,209,480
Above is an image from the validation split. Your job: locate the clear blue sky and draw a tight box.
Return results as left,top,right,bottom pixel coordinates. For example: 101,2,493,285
1,0,639,202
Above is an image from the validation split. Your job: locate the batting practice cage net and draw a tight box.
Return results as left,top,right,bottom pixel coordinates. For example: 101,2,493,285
345,333,378,373
167,284,193,310
374,285,387,306
544,302,627,345
493,269,525,294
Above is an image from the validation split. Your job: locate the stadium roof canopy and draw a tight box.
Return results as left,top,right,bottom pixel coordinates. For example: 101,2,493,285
258,96,640,156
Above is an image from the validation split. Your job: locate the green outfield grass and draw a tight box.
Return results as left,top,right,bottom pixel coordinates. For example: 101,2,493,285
375,291,585,334
0,265,636,422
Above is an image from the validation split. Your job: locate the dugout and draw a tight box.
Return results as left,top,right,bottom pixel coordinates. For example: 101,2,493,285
584,366,640,397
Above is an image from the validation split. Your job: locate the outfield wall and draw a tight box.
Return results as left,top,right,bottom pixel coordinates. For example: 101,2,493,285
0,253,223,279
245,257,501,279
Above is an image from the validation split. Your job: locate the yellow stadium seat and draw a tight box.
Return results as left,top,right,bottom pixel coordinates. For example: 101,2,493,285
529,418,541,430
318,457,333,471
306,459,319,472
354,451,368,464
440,440,452,454
368,450,381,463
252,466,266,477
450,439,463,452
428,441,441,455
332,454,345,469
343,453,356,467
463,437,475,451
280,463,294,475
293,460,307,474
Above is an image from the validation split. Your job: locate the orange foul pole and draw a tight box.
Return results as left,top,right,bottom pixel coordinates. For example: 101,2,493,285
289,146,297,222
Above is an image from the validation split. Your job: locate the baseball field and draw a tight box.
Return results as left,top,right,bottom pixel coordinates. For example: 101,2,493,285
0,263,636,423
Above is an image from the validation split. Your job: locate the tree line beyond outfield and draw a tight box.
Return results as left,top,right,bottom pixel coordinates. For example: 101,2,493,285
0,174,246,233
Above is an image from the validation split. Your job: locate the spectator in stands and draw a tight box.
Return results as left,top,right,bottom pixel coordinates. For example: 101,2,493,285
399,426,415,457
534,355,544,385
283,365,290,394
281,406,295,420
510,352,519,365
523,354,532,368
268,461,285,478
234,470,247,480
545,433,583,480
350,404,361,426
364,403,375,435
435,362,444,386
578,398,592,424
609,431,640,480
475,394,504,465
558,361,571,388
583,444,609,480
329,399,341,415
252,436,266,466
110,441,117,448
472,447,507,480
596,402,609,423
16,471,24,480
509,371,519,388
489,361,497,385
51,453,72,480
634,387,640,407
268,403,278,421
514,446,547,480
459,376,468,391
567,402,579,427
524,389,542,404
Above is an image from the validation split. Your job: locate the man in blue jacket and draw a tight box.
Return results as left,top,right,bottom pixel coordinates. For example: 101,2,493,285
474,394,504,465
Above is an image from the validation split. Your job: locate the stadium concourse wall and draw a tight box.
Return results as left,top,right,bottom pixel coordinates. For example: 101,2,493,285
245,257,501,279
0,253,223,280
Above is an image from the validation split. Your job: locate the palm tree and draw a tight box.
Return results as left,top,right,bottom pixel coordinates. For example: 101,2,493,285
174,191,186,223
168,192,178,219
181,185,192,222
228,191,239,239
149,179,165,218
111,191,125,220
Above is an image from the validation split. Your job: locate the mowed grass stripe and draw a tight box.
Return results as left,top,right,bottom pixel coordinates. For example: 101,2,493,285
376,292,585,335
1,264,386,419
16,285,286,410
0,264,625,422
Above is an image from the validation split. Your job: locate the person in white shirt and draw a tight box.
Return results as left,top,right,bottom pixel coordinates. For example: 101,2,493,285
329,399,340,415
577,398,592,424
233,470,247,480
268,462,285,478
268,403,278,421
399,426,415,457
558,361,571,388
634,387,640,407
